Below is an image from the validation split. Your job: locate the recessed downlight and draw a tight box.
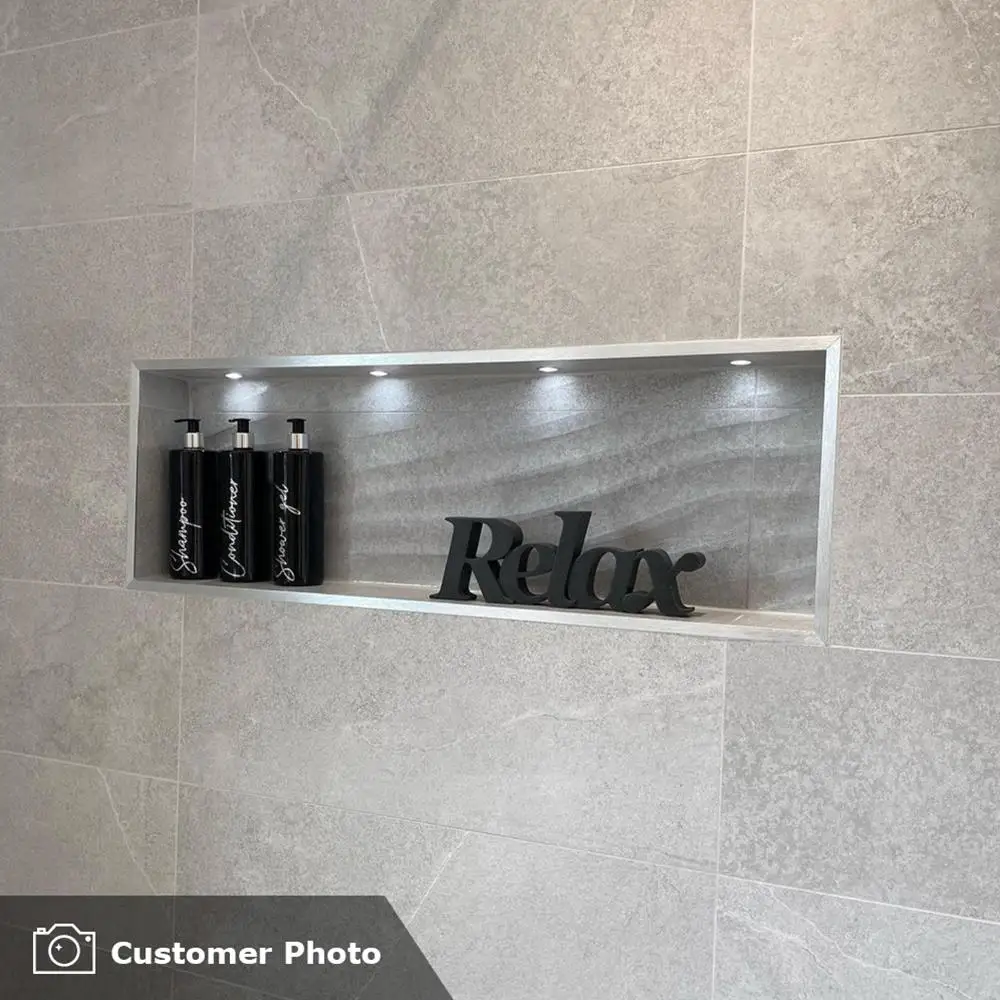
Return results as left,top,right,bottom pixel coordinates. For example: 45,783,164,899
369,369,389,377
224,371,243,380
538,366,560,373
729,359,752,367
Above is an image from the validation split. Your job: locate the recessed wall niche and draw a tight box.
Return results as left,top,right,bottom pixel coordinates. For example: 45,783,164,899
128,339,839,642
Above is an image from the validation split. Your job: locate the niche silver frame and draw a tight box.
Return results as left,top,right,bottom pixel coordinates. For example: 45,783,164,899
126,336,841,645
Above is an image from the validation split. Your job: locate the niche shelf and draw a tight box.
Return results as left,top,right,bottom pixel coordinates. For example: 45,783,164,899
127,337,840,644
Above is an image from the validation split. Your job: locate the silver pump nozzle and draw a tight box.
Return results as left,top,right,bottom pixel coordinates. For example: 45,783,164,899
229,418,253,450
287,418,309,451
175,418,204,449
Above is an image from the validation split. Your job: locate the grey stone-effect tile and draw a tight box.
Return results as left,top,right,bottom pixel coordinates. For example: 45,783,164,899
829,396,1000,658
0,216,190,405
0,20,195,227
353,158,744,350
748,407,823,611
716,878,1000,999
194,7,353,209
192,198,383,357
0,581,182,777
0,406,129,585
194,0,749,205
751,0,1000,149
410,834,716,1000
0,753,176,893
0,0,195,53
743,128,1000,394
344,0,751,189
176,784,464,914
181,601,724,868
721,642,1000,920
753,365,826,409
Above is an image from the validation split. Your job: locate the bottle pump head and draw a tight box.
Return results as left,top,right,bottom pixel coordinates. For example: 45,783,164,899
287,418,308,451
228,417,253,450
174,418,204,449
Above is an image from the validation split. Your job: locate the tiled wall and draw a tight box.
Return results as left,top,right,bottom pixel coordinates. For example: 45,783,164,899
0,1,998,998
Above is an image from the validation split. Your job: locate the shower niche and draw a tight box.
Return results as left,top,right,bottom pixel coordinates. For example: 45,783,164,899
128,337,839,643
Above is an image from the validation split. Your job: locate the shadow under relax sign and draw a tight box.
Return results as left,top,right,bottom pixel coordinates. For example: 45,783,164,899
430,510,706,617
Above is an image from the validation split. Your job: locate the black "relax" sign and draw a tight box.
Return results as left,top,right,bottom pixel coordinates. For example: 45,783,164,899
430,511,706,618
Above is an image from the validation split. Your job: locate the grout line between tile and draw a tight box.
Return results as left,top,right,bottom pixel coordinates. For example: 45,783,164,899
173,596,185,901
709,641,729,1000
175,775,717,878
721,872,1000,929
0,208,192,235
0,13,196,58
0,401,128,408
1,122,997,236
750,120,1000,156
0,576,127,590
735,0,757,341
345,195,391,350
826,642,1000,664
187,4,199,360
841,391,1000,398
346,149,746,200
4,740,1000,929
0,747,172,783
0,575,996,665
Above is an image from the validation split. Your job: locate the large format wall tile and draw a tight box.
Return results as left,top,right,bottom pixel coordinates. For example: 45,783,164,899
195,0,749,205
829,396,1000,658
0,406,129,585
181,600,724,869
0,20,196,227
352,158,744,350
194,7,353,209
0,581,181,777
716,878,1000,999
177,784,464,915
410,834,716,1000
0,753,176,893
0,215,190,405
743,129,1000,394
751,0,1000,149
721,643,1000,920
192,198,383,357
0,0,194,53
343,0,750,189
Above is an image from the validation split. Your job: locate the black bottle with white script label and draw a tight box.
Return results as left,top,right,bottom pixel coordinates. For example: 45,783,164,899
168,418,218,580
271,418,324,586
217,418,269,583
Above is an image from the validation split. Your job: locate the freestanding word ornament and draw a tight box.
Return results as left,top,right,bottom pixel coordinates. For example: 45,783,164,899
430,510,706,617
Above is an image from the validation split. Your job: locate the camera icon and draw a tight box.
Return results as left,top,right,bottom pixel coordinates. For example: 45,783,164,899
32,924,97,975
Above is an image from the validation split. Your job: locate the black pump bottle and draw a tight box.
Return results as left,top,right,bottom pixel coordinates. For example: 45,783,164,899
168,418,218,580
271,418,324,586
218,418,269,583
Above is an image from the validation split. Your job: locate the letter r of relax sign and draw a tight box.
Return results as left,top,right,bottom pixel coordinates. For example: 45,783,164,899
430,510,706,618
